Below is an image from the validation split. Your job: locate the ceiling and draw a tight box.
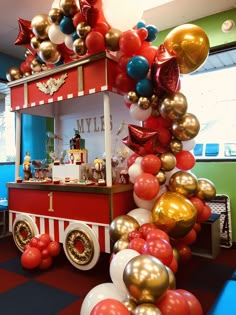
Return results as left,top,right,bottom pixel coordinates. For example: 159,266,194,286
0,0,236,60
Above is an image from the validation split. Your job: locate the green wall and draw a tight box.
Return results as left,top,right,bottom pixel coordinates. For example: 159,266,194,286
154,9,236,48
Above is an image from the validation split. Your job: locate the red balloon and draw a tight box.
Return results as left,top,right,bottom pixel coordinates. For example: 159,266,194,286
115,71,136,93
143,115,172,129
180,228,197,245
41,248,51,259
157,127,172,146
39,233,51,246
142,238,173,266
175,243,192,264
20,61,31,74
168,255,178,274
21,247,42,269
197,204,211,222
47,241,61,257
193,222,201,233
176,289,203,315
39,256,53,270
127,153,140,168
29,237,39,248
134,173,160,200
141,154,161,175
139,223,156,239
189,197,205,218
91,298,130,315
94,21,110,36
128,230,143,241
146,228,170,243
157,290,190,315
118,55,131,72
72,12,86,27
139,45,158,66
119,30,142,55
128,237,146,254
85,31,105,54
36,240,48,251
137,27,148,41
175,150,196,170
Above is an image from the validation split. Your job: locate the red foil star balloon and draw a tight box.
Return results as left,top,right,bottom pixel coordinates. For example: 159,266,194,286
15,18,34,46
80,0,99,27
151,44,180,98
122,124,167,156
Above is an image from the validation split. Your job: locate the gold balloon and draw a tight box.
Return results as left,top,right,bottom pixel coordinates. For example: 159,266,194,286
173,247,180,262
38,41,61,64
164,24,210,74
171,113,200,141
127,91,139,103
160,152,176,171
30,36,41,50
109,215,140,242
166,266,176,289
134,303,162,315
138,97,151,109
76,22,91,39
123,297,137,313
30,58,42,72
105,28,122,51
124,255,169,304
6,67,22,81
169,170,198,197
31,14,51,40
150,94,159,107
195,178,216,201
160,92,188,120
151,191,197,238
156,170,166,185
113,239,129,253
48,8,63,24
73,38,87,56
169,139,183,154
59,0,79,17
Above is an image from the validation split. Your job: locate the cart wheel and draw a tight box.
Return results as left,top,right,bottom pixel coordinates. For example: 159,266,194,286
62,222,100,270
12,214,39,252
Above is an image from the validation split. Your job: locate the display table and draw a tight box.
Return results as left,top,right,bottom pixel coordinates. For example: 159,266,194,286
7,182,135,269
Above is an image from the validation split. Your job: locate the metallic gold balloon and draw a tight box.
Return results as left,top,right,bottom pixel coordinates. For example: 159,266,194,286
138,97,151,110
105,28,122,51
173,247,180,262
160,152,176,171
123,255,169,304
59,0,79,17
30,58,42,72
123,297,137,313
150,94,158,107
166,266,176,289
164,24,210,74
113,239,129,253
169,170,198,197
73,38,87,56
151,191,197,238
6,67,22,81
31,14,51,40
160,92,188,120
48,8,64,24
156,170,166,185
169,139,183,153
134,303,162,315
171,113,200,141
30,36,41,50
76,22,91,39
109,215,140,242
38,41,61,64
127,91,139,103
195,178,216,201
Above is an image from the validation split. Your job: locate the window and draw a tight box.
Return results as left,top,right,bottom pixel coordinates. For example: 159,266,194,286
0,82,15,163
180,48,236,160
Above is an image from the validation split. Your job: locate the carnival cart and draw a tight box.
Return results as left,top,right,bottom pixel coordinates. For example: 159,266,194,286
7,52,136,270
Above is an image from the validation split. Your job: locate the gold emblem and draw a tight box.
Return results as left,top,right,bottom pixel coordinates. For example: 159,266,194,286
13,220,35,251
36,73,68,95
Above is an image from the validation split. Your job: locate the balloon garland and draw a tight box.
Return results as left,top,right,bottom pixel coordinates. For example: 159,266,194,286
7,1,215,314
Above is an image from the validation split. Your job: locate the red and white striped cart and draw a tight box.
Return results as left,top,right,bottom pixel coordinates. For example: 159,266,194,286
7,52,135,270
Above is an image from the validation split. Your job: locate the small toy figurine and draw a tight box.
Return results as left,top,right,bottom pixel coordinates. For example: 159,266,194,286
70,129,81,149
23,152,32,180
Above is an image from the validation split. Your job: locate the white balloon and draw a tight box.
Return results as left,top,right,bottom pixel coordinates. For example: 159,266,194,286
102,0,144,31
182,139,196,151
133,192,157,210
135,156,143,165
64,34,74,50
110,249,139,293
127,208,151,225
130,103,152,121
128,163,143,183
48,24,66,45
80,282,126,315
51,0,60,9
